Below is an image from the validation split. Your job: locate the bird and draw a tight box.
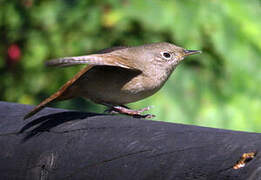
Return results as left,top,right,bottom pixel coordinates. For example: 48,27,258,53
24,42,201,119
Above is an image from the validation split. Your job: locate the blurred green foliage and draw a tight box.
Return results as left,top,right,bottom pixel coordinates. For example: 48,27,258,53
1,0,261,131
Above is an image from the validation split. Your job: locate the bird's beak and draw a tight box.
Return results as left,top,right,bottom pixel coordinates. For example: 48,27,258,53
184,50,202,56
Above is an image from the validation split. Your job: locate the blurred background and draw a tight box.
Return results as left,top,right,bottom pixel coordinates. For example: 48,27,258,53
1,0,261,131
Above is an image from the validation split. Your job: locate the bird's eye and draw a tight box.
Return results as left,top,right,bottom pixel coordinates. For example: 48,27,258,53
162,52,171,59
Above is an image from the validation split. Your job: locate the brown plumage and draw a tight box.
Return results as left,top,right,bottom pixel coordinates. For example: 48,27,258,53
24,42,201,119
23,65,94,119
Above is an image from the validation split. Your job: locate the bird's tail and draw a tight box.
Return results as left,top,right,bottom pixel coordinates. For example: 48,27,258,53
23,65,94,120
23,90,66,120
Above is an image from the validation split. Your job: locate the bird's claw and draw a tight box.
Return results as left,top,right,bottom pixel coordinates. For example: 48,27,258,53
105,105,155,119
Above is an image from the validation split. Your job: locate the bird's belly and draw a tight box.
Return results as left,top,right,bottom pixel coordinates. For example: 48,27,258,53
80,77,159,105
72,66,161,105
85,88,155,105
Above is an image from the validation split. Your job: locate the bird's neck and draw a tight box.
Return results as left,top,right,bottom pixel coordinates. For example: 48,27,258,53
143,64,177,91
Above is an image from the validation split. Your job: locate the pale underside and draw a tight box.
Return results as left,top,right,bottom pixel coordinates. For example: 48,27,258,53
63,65,164,105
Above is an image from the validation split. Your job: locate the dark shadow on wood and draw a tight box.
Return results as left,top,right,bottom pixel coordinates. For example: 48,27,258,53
20,111,102,142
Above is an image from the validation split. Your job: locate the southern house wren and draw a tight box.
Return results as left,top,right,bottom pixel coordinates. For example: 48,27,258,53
24,42,201,119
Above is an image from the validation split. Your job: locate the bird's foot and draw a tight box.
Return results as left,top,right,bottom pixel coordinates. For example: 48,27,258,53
105,105,155,118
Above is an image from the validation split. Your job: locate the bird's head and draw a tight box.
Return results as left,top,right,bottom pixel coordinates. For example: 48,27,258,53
137,42,201,75
148,42,201,66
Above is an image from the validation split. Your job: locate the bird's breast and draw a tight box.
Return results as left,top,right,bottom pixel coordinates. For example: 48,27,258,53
72,65,170,105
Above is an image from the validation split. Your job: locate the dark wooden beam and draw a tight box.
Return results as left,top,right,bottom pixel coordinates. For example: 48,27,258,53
0,101,260,180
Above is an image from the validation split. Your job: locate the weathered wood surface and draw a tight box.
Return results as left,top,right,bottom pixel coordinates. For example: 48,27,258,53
0,101,261,180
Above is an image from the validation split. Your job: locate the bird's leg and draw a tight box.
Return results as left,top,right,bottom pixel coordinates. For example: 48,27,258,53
104,104,155,118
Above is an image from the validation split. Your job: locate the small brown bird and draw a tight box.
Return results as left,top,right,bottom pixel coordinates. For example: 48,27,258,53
24,42,201,119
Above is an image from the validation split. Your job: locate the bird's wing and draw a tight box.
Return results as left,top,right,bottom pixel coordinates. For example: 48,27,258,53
45,53,139,71
96,46,129,54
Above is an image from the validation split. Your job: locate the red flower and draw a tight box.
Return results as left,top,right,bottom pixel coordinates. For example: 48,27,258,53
8,44,21,62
